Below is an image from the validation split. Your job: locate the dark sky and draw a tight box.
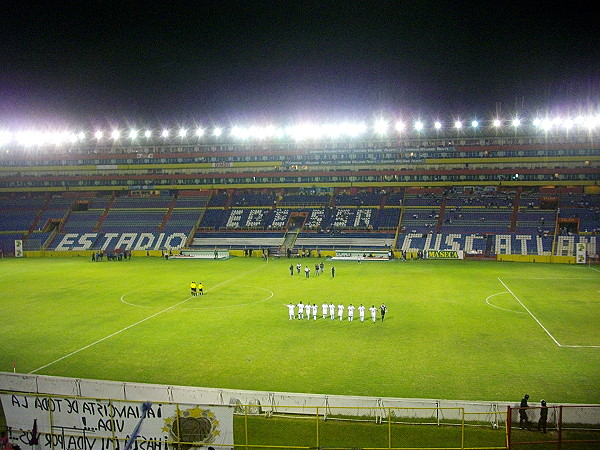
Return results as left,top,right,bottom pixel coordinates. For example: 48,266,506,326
0,1,598,128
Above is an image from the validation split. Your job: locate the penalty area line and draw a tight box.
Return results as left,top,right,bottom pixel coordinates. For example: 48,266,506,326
29,265,262,374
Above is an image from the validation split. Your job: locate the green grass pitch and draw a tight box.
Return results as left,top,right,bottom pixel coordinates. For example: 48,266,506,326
0,256,598,404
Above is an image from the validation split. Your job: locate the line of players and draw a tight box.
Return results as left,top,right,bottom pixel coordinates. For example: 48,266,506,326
287,301,387,322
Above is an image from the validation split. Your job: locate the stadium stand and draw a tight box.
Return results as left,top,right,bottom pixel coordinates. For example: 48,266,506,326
0,123,598,258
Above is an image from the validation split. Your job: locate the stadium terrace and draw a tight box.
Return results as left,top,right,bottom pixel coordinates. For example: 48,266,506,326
0,106,598,261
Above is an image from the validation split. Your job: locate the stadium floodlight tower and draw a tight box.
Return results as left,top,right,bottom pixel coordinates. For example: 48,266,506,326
111,129,121,140
195,127,204,138
213,127,222,137
144,130,152,138
161,129,170,138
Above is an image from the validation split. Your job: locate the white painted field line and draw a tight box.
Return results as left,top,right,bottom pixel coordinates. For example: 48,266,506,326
498,277,562,347
485,292,526,314
29,266,262,374
498,277,600,349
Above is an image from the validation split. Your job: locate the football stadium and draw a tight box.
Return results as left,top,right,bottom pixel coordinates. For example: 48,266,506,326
1,116,599,449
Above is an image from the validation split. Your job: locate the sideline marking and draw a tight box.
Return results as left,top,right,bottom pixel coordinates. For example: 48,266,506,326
485,292,526,314
30,266,263,374
498,277,600,349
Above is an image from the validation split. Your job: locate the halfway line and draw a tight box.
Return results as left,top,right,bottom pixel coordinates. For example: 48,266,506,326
29,266,262,374
497,277,562,347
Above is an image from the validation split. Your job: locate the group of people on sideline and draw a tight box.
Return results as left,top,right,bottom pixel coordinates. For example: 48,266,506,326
518,393,549,433
288,302,387,322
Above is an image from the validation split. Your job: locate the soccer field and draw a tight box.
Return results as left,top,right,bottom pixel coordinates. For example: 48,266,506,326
1,256,598,404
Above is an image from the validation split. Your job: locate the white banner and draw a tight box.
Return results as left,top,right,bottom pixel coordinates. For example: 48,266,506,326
14,240,23,257
1,394,233,450
576,242,587,264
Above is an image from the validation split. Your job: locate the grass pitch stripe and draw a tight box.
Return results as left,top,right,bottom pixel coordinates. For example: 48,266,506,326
497,277,562,347
29,266,261,374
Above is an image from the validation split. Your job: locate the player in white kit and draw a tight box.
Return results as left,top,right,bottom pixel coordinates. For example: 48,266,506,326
297,301,305,320
347,304,355,321
358,304,365,322
369,305,377,322
322,302,328,319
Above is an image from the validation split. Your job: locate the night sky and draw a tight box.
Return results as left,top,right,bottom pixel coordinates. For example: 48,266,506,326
0,1,598,128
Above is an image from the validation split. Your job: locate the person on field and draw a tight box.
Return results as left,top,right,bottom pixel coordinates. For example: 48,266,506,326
329,302,335,320
347,304,355,321
190,281,197,296
287,303,295,320
358,304,365,322
380,303,387,321
322,302,328,319
197,282,204,295
331,266,335,278
305,266,310,278
312,303,317,320
369,305,377,322
297,301,305,320
519,394,530,429
290,264,294,275
538,400,548,433
337,303,344,321
305,302,312,320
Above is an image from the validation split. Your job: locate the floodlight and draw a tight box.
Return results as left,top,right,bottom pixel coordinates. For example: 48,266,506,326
511,118,521,127
434,121,442,130
178,128,187,138
144,130,152,138
161,129,170,138
454,120,462,129
471,120,479,128
541,119,552,131
213,127,222,137
373,119,388,135
532,118,542,127
111,130,121,140
129,130,138,139
395,121,406,132
195,127,204,137
77,132,86,140
414,121,424,131
492,119,502,127
0,131,12,146
94,131,103,140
